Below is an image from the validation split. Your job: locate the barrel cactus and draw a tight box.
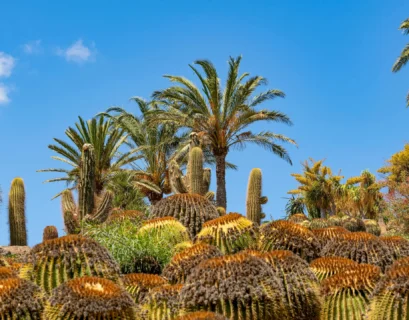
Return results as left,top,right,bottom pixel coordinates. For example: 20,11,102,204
309,218,330,230
173,241,194,254
42,225,59,241
327,215,342,226
246,168,267,225
0,278,44,319
195,213,258,254
288,213,309,224
44,276,137,319
321,264,381,320
310,256,359,281
341,216,366,232
259,220,321,262
216,207,226,216
163,243,222,284
181,252,289,319
380,236,409,260
0,266,16,280
30,235,120,293
390,256,409,268
312,226,350,247
321,232,394,271
8,177,27,245
151,194,219,236
122,273,167,303
364,219,381,236
176,311,228,320
245,249,321,320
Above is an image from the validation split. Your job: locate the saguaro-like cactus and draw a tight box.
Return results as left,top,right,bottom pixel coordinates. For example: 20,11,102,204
246,168,267,225
78,143,96,220
8,177,27,246
42,225,59,241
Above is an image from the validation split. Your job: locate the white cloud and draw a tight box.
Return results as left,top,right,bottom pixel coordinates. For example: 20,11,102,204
56,39,95,63
0,83,10,105
23,40,42,54
0,52,15,78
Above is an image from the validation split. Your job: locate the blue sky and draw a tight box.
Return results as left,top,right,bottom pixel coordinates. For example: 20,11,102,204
0,0,408,245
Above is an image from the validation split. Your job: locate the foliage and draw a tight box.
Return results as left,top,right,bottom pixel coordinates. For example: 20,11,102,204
285,195,306,217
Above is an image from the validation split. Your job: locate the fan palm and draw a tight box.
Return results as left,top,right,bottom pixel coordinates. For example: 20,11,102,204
284,195,306,217
392,18,409,106
38,116,139,197
150,56,296,208
100,98,186,204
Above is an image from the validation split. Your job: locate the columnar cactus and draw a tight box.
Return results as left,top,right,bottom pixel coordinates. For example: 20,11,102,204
151,194,219,236
30,235,120,293
312,226,350,247
368,265,409,319
138,217,190,246
44,276,137,319
309,256,359,281
163,243,222,284
259,220,321,262
176,312,228,320
288,213,309,224
8,177,27,245
181,252,289,319
364,219,381,236
245,249,321,320
195,213,258,254
321,264,381,320
122,273,167,303
61,189,79,234
321,232,394,271
0,278,44,319
42,225,59,241
380,236,409,260
78,143,96,220
246,168,267,225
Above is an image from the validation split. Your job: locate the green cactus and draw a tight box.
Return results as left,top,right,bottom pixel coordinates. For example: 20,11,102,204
364,219,381,236
180,252,289,320
321,264,381,320
151,194,219,236
309,218,330,230
321,232,394,271
259,220,321,262
122,273,167,303
42,225,59,241
30,235,120,293
216,206,226,216
78,143,96,220
188,147,204,194
8,177,27,245
327,215,342,226
380,236,409,260
163,243,222,284
195,213,259,254
176,312,228,320
0,278,44,319
246,168,268,225
245,250,321,320
61,189,80,234
309,256,359,281
44,276,137,319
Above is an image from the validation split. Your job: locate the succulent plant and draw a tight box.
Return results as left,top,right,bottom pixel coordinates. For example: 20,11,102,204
327,215,342,226
151,193,219,236
181,252,289,320
139,284,183,320
380,236,409,260
176,312,228,320
389,256,409,269
0,266,17,280
0,257,8,267
61,189,80,234
246,168,268,225
309,256,359,281
309,218,330,230
321,232,394,271
122,273,167,303
8,177,27,245
321,264,381,320
288,213,309,224
195,213,258,254
216,207,226,216
341,216,366,232
173,241,194,254
163,243,222,284
30,235,120,293
0,277,44,319
245,249,321,320
44,276,137,319
42,225,59,241
107,209,144,223
259,220,321,262
363,219,381,236
312,226,350,247
138,217,190,246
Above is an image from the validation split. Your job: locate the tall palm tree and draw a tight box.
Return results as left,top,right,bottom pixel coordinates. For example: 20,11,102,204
150,56,296,209
38,116,138,197
392,18,409,106
100,98,186,204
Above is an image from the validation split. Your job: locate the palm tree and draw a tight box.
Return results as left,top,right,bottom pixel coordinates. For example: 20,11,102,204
284,195,306,217
100,98,186,204
392,18,409,106
150,56,296,209
38,116,138,197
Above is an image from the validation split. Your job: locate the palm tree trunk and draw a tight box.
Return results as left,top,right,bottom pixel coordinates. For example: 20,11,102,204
320,207,326,219
215,153,227,209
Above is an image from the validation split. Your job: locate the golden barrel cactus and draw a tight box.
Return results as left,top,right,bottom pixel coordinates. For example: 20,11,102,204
380,236,409,260
312,226,350,247
288,213,309,224
309,256,359,281
122,273,167,303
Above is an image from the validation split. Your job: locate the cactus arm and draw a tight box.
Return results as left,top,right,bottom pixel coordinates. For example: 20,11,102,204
61,189,80,234
88,190,114,224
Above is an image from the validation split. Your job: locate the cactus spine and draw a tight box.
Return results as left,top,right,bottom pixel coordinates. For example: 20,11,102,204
78,143,96,220
8,177,27,245
246,168,267,225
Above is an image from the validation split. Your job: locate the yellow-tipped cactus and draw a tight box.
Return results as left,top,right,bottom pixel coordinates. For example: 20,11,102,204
312,226,350,247
42,225,59,241
163,243,222,284
310,256,359,281
122,273,167,303
195,213,258,254
216,207,226,216
138,217,190,246
321,264,381,320
44,276,137,319
380,236,409,260
8,177,27,245
246,168,267,225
